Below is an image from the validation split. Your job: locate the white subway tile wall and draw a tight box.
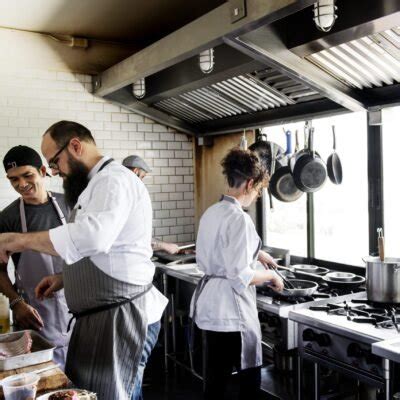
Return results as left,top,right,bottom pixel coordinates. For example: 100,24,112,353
0,66,195,244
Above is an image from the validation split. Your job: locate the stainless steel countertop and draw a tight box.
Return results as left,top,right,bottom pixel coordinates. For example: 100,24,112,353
372,337,400,363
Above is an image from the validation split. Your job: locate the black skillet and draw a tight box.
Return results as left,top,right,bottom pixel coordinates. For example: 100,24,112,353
269,131,303,202
290,124,311,175
327,125,343,185
293,127,327,193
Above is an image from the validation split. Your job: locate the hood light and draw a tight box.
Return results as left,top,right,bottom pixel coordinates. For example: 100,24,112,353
199,48,214,74
314,0,337,32
133,78,146,99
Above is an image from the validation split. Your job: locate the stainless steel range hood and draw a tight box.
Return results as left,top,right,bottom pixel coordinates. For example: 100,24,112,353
153,69,320,124
305,27,400,90
95,0,400,136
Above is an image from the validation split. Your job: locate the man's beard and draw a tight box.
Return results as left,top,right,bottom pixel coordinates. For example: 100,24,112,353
63,156,90,209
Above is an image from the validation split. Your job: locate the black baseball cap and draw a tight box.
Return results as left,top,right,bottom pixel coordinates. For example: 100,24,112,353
3,145,48,174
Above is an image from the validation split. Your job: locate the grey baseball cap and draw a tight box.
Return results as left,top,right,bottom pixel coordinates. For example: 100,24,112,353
122,155,152,173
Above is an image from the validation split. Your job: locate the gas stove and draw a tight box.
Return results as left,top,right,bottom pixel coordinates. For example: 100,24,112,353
289,292,400,343
289,292,400,400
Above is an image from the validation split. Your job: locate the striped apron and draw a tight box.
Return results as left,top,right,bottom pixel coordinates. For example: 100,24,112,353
63,159,152,400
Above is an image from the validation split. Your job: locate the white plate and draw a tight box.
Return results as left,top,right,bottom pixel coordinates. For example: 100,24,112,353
37,389,96,399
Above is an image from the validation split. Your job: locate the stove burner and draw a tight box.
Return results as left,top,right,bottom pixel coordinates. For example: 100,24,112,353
310,299,400,331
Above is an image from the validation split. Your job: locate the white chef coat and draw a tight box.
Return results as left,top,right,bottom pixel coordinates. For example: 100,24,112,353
190,195,260,332
49,156,168,324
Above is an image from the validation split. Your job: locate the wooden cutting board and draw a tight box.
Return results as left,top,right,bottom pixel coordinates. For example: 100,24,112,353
0,361,68,398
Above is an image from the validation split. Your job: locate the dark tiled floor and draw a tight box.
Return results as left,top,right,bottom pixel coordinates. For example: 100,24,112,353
142,347,287,400
142,347,204,400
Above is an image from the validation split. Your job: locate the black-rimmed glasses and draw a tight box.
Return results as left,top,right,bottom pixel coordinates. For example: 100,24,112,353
48,141,69,170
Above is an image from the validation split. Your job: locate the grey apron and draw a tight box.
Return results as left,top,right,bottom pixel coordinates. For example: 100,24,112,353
63,158,152,400
17,192,70,369
192,195,263,370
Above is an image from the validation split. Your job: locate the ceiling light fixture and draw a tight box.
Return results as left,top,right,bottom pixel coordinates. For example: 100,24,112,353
313,0,337,32
199,48,214,74
133,78,146,99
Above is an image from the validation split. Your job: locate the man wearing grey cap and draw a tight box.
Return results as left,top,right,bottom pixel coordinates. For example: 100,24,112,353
0,145,70,368
122,155,180,255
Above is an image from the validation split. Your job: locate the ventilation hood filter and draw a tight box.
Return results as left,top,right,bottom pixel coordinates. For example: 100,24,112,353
306,26,400,90
154,69,321,124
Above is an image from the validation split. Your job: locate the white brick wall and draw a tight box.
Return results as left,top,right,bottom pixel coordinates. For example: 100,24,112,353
0,65,195,244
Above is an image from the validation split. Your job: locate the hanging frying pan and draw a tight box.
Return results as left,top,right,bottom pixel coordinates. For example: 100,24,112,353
293,127,327,193
290,124,313,175
327,125,343,185
269,131,303,202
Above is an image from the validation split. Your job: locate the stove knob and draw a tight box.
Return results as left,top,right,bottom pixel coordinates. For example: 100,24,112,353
347,343,364,358
302,328,316,342
316,333,331,347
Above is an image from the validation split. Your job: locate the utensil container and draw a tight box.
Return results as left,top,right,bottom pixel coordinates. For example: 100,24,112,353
1,372,39,400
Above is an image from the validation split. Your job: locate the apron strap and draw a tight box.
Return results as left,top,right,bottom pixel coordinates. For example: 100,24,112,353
19,191,68,231
19,198,28,233
98,158,114,172
220,194,236,204
47,191,67,225
67,283,153,332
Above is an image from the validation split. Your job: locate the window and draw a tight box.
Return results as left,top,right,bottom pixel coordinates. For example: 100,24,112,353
312,112,368,266
382,106,400,257
263,111,368,265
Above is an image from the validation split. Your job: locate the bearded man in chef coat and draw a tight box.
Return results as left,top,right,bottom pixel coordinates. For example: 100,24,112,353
0,121,168,400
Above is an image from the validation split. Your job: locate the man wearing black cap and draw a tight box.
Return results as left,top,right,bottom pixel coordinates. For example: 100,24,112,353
122,154,180,255
0,145,71,368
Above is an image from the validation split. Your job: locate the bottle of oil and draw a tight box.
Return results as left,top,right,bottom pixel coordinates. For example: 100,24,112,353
0,294,10,333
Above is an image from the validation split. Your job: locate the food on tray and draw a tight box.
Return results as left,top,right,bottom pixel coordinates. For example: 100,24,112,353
49,390,79,400
47,390,94,400
0,331,32,359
